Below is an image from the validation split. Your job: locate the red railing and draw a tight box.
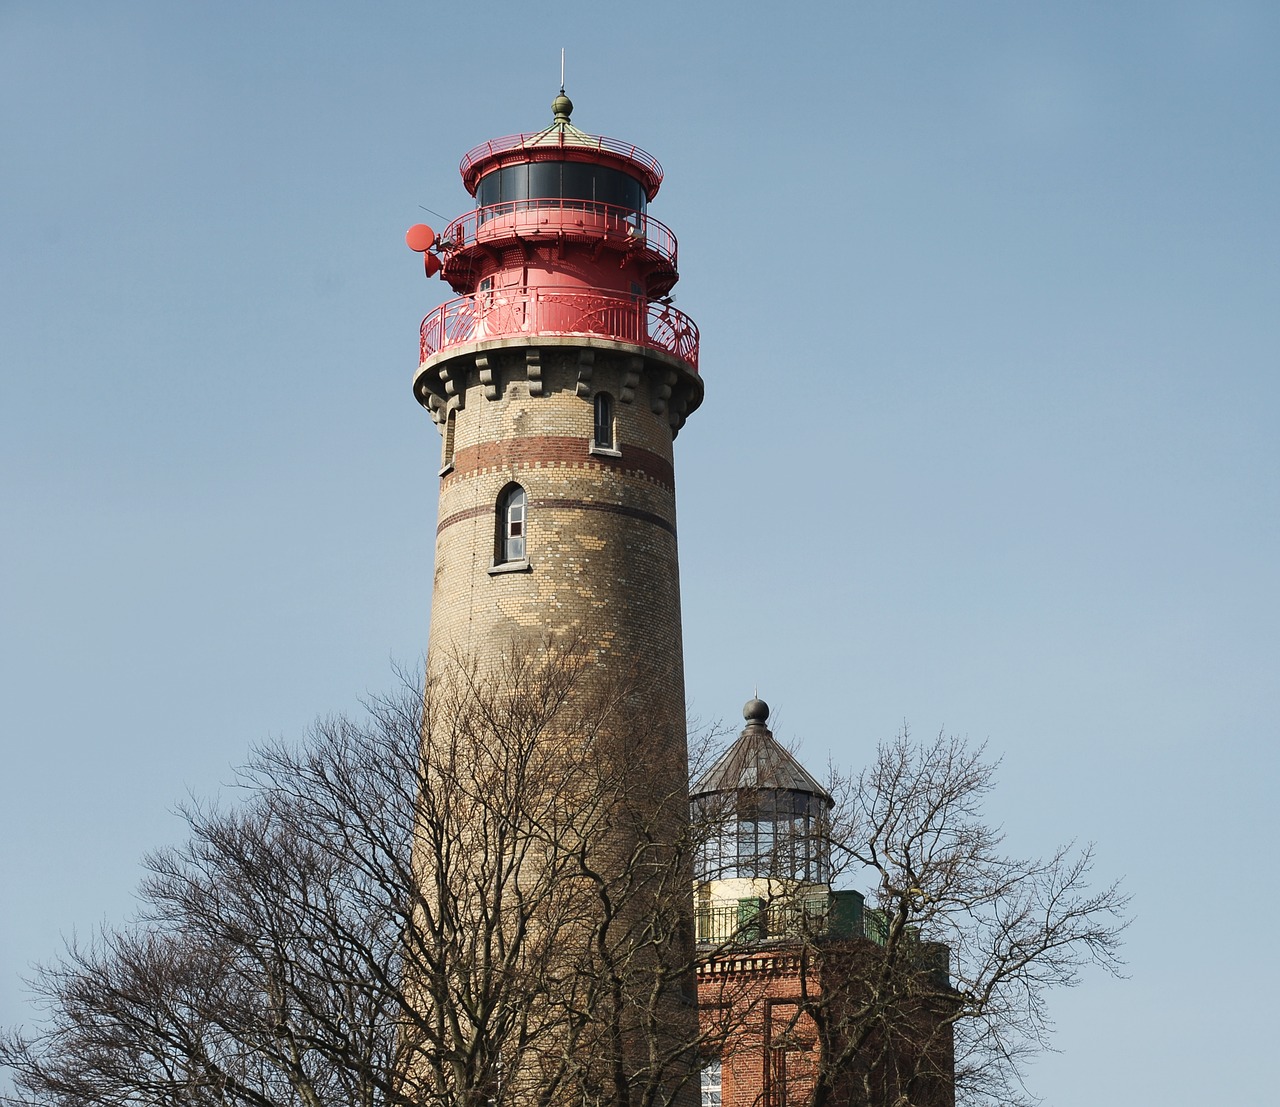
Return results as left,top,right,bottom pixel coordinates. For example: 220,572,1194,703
419,287,699,372
460,132,663,195
441,200,678,269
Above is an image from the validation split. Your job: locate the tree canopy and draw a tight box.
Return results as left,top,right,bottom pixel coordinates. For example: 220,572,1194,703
2,658,1126,1107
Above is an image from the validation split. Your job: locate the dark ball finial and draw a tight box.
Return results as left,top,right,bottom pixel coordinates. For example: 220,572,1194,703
552,91,573,123
743,697,769,724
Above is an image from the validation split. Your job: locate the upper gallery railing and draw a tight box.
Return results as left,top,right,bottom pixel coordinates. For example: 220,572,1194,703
441,200,678,269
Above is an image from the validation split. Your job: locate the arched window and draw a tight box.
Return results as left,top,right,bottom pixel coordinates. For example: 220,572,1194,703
496,484,526,564
593,391,614,451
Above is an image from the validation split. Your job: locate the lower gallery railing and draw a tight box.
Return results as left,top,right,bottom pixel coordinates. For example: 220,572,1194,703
420,286,700,371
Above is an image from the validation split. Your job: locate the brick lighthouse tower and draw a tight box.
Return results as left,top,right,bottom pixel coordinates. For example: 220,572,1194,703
404,91,703,1105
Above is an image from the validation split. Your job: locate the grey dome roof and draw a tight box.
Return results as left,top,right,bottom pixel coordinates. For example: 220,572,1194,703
691,699,832,804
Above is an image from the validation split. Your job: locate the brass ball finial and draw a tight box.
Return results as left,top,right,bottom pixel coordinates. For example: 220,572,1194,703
552,90,573,123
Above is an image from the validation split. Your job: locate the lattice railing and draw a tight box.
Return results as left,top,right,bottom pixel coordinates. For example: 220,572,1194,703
420,287,699,371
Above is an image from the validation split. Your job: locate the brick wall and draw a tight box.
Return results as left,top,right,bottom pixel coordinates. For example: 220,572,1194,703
418,338,701,1107
697,943,956,1107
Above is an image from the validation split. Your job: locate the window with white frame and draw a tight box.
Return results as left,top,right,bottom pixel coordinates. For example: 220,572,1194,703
701,1058,722,1107
496,484,526,564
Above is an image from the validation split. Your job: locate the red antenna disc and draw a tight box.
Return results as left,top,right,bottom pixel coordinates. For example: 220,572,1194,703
405,223,436,252
423,253,442,277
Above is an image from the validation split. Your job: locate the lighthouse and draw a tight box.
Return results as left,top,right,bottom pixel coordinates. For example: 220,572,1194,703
405,91,703,1106
409,90,701,679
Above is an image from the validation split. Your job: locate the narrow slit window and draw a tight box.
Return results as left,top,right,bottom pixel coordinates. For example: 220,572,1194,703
497,484,526,564
593,392,615,451
441,409,456,471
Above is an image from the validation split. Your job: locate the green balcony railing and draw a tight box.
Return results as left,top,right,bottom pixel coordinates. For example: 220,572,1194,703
695,891,867,945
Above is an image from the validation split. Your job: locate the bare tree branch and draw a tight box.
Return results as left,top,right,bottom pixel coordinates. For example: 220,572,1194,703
2,644,723,1107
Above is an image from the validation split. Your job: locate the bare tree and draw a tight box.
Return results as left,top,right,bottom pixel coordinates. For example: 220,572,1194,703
3,678,1124,1107
1,643,719,1107
741,730,1128,1107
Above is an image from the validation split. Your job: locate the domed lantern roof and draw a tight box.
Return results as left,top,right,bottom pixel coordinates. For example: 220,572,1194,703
692,698,833,804
693,700,833,884
458,91,665,200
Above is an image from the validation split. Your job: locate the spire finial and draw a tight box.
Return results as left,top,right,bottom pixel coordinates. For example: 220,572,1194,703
552,49,573,123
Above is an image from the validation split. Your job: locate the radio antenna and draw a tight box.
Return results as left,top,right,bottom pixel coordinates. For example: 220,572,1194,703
560,48,565,93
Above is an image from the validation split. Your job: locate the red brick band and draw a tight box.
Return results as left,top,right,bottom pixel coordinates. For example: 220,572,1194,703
435,503,495,533
535,498,676,538
445,436,675,491
436,497,675,539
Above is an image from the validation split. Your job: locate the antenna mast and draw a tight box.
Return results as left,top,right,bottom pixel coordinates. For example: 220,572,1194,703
560,47,565,92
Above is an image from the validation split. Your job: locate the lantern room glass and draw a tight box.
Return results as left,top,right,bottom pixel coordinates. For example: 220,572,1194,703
476,161,647,215
693,789,831,883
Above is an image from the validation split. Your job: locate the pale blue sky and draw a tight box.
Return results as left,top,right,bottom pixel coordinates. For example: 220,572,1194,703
3,3,1277,1103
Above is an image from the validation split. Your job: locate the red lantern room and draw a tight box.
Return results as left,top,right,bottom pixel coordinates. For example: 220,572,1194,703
408,91,700,402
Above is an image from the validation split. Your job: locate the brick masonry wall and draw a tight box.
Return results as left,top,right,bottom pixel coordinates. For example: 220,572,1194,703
419,340,700,1107
697,947,956,1107
699,953,819,1107
426,345,688,746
